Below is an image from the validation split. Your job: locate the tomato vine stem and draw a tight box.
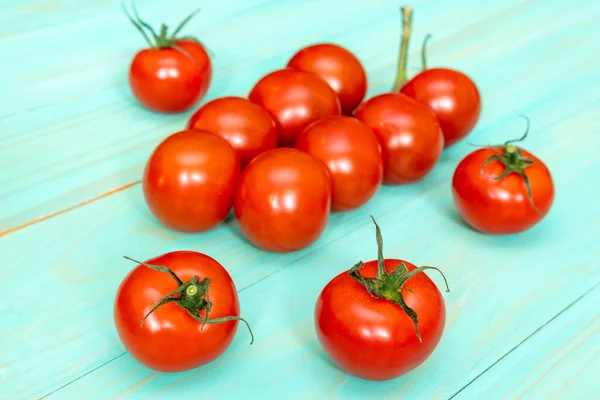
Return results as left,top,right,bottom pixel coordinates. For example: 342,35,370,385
421,33,432,70
348,217,449,343
392,6,413,92
123,256,254,345
121,1,213,61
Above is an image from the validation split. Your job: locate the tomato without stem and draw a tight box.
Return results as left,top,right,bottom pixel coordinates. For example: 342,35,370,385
234,148,332,252
354,93,444,184
287,43,367,115
248,68,341,147
400,67,481,148
187,96,278,166
391,7,481,147
452,121,554,234
295,116,383,211
315,218,449,381
124,5,212,113
143,129,241,232
114,251,253,372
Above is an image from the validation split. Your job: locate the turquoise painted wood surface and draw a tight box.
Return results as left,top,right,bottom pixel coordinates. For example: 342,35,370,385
1,0,599,399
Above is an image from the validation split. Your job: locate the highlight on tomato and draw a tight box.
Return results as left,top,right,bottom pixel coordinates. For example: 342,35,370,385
314,217,449,381
234,148,332,253
287,43,367,115
187,96,278,167
143,129,241,233
123,2,212,113
452,117,555,234
114,251,253,373
393,6,481,147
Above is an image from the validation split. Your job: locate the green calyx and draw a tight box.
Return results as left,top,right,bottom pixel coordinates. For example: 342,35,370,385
121,1,206,51
123,256,254,345
349,217,450,343
480,116,541,213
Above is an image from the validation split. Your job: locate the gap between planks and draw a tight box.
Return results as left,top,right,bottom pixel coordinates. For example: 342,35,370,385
0,180,141,239
448,279,600,400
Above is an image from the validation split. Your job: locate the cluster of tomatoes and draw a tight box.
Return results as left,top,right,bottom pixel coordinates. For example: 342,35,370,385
114,4,555,382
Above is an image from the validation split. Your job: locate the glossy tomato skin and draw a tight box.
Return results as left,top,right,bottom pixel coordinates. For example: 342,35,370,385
114,251,240,372
354,93,444,184
248,68,341,147
452,147,554,234
400,68,481,148
287,43,367,115
187,96,278,166
315,259,446,381
129,40,212,113
234,148,332,252
295,116,383,211
143,129,241,232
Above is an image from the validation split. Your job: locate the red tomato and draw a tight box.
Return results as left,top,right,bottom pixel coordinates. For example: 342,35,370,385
124,6,211,113
400,68,481,148
114,251,252,372
187,96,278,166
295,116,383,211
287,43,367,115
143,129,241,232
452,137,554,234
315,219,448,381
248,68,341,147
234,148,332,252
354,93,444,184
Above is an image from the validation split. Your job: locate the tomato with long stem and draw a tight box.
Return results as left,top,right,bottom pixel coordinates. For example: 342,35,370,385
452,117,554,234
393,6,481,148
315,217,449,381
123,3,212,113
114,251,253,372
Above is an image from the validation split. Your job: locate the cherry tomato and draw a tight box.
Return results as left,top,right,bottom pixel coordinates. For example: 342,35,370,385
124,6,211,113
452,126,554,234
248,68,341,147
143,129,241,232
295,116,383,211
114,251,253,372
287,43,367,115
354,93,444,184
400,68,481,148
187,96,278,166
234,148,332,252
315,218,448,381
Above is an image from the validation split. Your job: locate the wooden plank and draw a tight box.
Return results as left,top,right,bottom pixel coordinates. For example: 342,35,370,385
2,76,598,397
0,0,117,37
1,0,599,398
454,282,600,400
0,0,530,232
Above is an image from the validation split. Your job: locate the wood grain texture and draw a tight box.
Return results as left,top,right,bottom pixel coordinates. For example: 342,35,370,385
1,0,599,399
1,0,532,232
454,283,600,400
